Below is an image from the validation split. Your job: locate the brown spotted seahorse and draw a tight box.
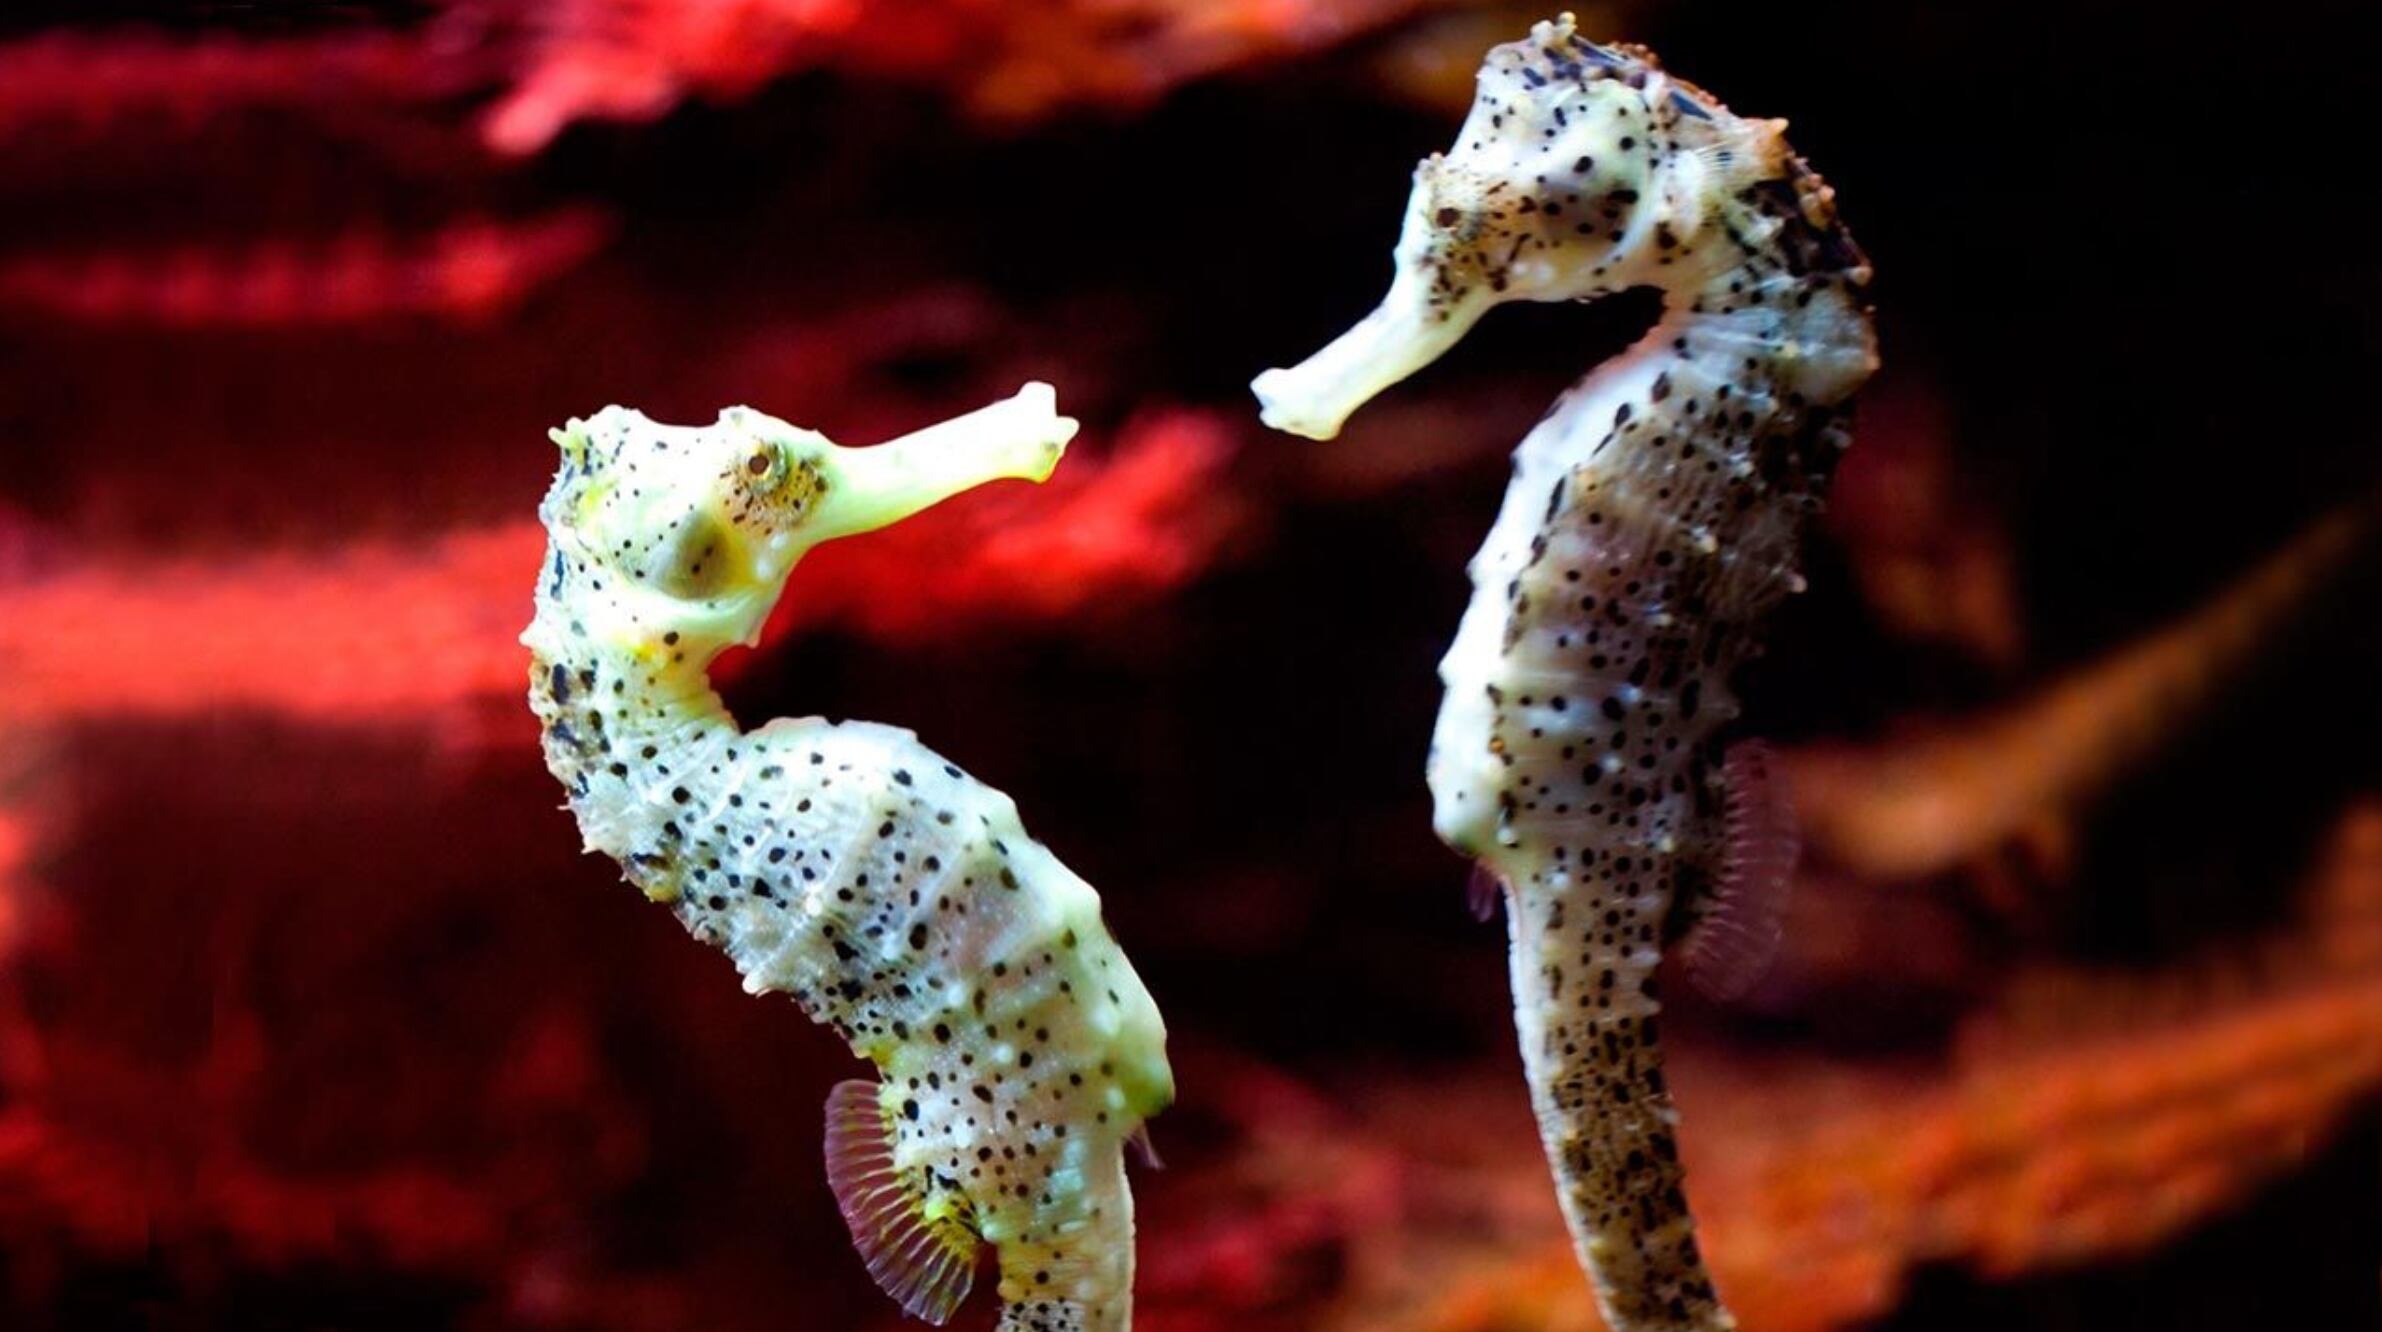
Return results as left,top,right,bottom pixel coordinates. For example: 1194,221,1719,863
521,385,1173,1332
1253,17,1877,1331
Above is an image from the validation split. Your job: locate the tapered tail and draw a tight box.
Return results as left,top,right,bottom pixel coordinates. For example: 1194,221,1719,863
1506,882,1734,1332
992,1143,1137,1332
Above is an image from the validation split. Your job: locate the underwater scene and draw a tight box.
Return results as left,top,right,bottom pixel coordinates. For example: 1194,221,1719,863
1,1,2376,1329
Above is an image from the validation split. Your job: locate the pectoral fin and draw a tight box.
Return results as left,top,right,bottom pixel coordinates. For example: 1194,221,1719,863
824,1078,981,1325
1127,1122,1165,1171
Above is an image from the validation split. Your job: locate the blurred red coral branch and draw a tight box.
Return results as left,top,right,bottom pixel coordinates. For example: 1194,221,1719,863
0,970,648,1282
486,0,1438,150
0,26,501,137
0,210,613,326
0,694,61,968
934,0,1436,123
0,411,1238,731
783,409,1240,639
483,0,862,153
0,0,1446,157
0,806,29,959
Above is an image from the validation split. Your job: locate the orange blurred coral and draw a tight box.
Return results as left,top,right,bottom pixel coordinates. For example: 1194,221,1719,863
1787,501,2374,883
1318,800,2382,1332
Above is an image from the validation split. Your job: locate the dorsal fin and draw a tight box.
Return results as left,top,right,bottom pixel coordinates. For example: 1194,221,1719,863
1684,741,1799,1000
823,1078,981,1325
1127,1122,1166,1171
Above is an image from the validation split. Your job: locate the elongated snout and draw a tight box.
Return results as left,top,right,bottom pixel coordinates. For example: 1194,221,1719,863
1252,265,1487,440
1252,177,1494,439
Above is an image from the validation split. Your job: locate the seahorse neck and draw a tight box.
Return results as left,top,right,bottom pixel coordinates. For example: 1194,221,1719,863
523,568,747,887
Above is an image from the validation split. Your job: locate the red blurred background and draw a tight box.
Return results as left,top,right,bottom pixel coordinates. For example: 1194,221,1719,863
2,2,2378,1329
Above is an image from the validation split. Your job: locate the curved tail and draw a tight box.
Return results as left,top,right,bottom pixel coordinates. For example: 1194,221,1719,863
1505,875,1733,1332
992,1143,1138,1332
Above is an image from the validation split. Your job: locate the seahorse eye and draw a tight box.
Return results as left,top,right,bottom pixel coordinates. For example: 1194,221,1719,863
741,442,797,497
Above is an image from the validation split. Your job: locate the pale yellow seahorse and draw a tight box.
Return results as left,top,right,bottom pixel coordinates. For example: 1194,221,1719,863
522,385,1173,1332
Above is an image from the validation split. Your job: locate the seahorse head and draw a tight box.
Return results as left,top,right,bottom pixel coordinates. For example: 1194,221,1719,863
534,405,838,652
531,387,1075,654
1254,14,1788,438
1414,18,1787,303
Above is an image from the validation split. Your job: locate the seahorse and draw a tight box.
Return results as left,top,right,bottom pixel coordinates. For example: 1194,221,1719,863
1252,17,1877,1331
520,383,1173,1332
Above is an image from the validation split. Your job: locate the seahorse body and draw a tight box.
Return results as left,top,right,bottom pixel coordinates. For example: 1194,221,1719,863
520,385,1173,1332
1254,18,1876,1331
